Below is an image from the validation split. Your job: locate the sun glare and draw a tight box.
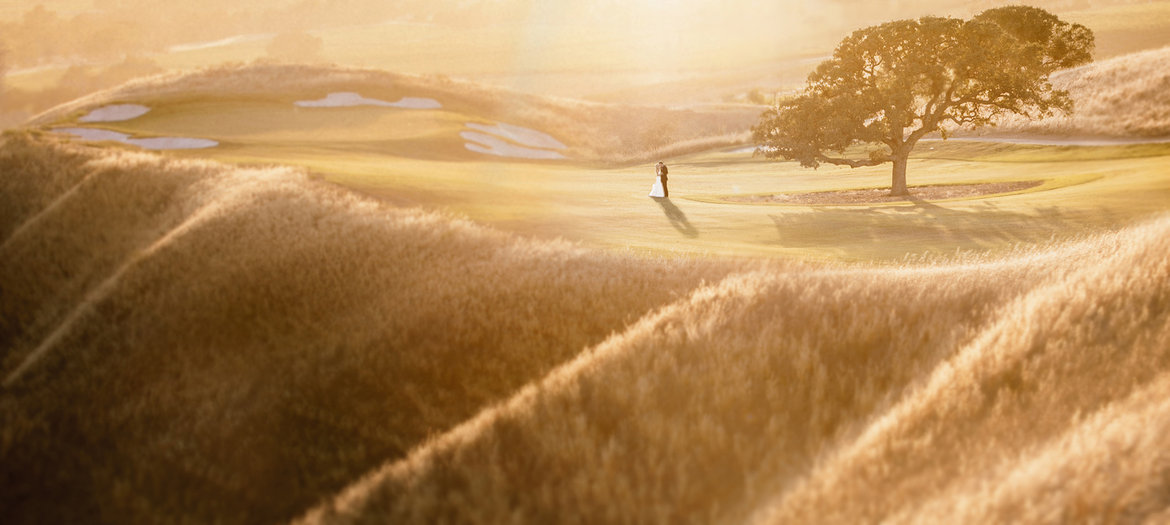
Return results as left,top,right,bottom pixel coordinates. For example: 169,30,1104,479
4,0,1170,523
498,0,817,75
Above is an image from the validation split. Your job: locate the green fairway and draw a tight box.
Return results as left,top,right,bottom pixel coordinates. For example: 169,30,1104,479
256,145,1170,261
44,89,1170,262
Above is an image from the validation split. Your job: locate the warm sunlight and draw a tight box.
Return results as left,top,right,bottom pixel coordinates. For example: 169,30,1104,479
3,1,1170,524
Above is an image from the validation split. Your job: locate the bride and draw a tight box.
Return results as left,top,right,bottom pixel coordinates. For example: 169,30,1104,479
648,161,668,198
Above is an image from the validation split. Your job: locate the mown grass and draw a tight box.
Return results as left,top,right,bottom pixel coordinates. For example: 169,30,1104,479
215,138,1170,261
34,62,1170,262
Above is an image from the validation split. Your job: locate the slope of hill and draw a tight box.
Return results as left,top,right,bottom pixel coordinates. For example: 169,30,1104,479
3,131,1169,524
975,45,1170,139
0,132,753,524
304,212,1170,524
28,63,758,164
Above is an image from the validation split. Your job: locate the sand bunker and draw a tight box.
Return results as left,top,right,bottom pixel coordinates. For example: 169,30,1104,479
460,121,569,160
54,128,130,142
465,122,567,150
294,92,442,109
78,104,151,123
128,137,220,150
54,127,218,150
461,131,566,160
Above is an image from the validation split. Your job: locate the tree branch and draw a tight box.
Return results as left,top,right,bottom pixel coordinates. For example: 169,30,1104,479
815,154,891,168
905,84,956,147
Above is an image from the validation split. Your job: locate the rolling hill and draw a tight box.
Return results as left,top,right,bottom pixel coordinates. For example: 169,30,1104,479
21,62,1170,262
2,131,1168,523
4,21,1170,522
305,213,1170,525
976,45,1170,139
0,132,753,524
29,63,757,165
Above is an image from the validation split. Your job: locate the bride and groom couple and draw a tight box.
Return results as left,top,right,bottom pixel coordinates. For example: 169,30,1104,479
648,161,669,198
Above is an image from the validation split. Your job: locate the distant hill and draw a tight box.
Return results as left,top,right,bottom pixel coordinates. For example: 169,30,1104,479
969,45,1170,140
28,63,758,164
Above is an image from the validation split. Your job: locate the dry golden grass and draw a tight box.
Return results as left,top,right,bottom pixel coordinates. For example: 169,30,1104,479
28,62,757,164
3,132,1169,524
978,45,1170,139
303,213,1170,524
0,132,755,524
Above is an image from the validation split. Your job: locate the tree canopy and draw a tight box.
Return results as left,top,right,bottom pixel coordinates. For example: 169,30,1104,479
752,6,1094,195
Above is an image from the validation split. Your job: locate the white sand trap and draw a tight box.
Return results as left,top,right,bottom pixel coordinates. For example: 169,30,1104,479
54,127,218,150
465,122,567,150
78,104,151,123
294,92,442,109
54,128,131,142
127,137,219,150
461,131,566,160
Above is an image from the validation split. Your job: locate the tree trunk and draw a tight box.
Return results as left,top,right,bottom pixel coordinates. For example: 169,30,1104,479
890,153,909,197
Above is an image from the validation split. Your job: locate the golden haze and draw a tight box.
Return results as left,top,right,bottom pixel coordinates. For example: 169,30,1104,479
2,0,1170,523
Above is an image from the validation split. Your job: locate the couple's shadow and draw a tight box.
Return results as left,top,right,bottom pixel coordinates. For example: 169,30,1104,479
651,197,698,238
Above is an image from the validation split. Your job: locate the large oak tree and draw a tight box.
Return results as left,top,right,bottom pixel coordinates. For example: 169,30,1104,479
752,6,1094,196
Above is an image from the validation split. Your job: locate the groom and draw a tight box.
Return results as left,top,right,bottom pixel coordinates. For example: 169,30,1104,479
656,161,669,197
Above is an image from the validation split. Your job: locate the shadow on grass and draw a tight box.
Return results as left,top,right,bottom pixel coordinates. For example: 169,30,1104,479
769,197,1123,255
652,197,698,238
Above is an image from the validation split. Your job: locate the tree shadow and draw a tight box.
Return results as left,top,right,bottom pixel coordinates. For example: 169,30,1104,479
768,197,1125,256
652,197,699,238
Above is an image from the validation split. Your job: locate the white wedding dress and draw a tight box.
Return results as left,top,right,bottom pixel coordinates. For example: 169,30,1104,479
648,176,666,198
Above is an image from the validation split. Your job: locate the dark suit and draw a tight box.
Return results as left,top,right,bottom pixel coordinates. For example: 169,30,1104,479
656,163,669,197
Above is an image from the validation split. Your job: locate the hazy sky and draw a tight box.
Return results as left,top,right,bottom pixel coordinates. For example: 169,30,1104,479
0,0,1116,67
1,0,1156,109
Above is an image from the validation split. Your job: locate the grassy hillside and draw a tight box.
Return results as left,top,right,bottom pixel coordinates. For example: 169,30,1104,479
8,135,1164,524
4,119,1170,523
304,213,1170,524
5,3,1170,523
30,63,756,164
0,133,754,524
977,45,1170,139
27,63,1170,262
